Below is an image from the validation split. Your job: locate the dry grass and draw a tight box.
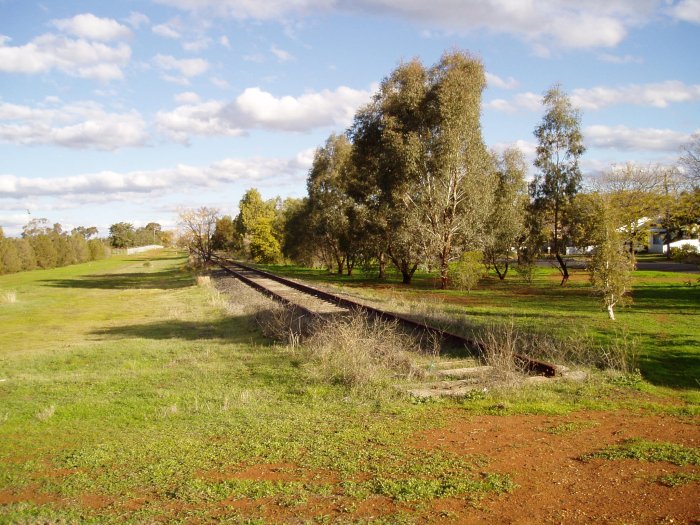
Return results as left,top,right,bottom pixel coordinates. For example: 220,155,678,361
303,313,427,391
1,290,17,304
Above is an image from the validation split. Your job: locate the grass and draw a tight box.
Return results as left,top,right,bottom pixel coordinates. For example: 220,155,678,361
255,261,700,391
581,439,700,466
0,250,518,523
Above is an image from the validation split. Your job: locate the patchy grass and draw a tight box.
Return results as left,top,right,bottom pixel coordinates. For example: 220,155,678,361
581,439,700,466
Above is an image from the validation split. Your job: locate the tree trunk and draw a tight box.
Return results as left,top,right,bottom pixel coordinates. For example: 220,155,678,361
378,252,386,280
494,260,508,280
607,303,616,321
555,252,569,286
346,255,354,276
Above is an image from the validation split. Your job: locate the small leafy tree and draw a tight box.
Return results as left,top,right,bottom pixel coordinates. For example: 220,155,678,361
448,251,484,292
530,84,586,285
580,195,634,321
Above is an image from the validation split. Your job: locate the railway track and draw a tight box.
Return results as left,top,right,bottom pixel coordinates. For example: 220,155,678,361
210,255,558,377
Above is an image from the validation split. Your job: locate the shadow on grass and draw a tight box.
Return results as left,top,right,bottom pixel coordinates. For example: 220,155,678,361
631,285,700,312
639,350,700,390
92,316,262,342
40,269,192,290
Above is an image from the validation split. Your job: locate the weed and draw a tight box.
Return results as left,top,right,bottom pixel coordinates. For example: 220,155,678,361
581,439,700,466
36,405,56,422
196,275,211,287
1,290,17,304
542,420,599,435
656,472,700,487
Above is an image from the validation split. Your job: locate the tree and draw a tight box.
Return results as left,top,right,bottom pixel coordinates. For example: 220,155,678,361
15,238,37,271
72,226,99,239
483,147,527,280
249,220,282,263
0,239,22,274
22,218,52,238
306,134,356,274
109,222,136,248
30,234,58,269
679,133,700,189
530,84,586,285
179,207,219,261
351,51,495,287
408,51,495,289
234,188,282,262
211,215,238,252
596,163,663,262
587,197,634,321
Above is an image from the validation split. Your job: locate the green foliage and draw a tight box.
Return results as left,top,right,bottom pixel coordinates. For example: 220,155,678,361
670,244,699,263
108,222,135,248
530,84,586,283
210,215,238,252
0,238,22,274
248,219,282,264
30,234,58,269
448,251,484,291
582,439,700,466
656,472,700,487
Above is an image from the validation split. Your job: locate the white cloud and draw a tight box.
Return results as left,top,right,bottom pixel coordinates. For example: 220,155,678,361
0,33,131,81
585,125,697,152
219,35,231,48
211,76,231,89
598,53,644,64
152,23,182,39
271,45,295,62
51,13,132,41
484,92,541,112
124,12,150,29
0,100,147,151
570,81,700,109
174,91,201,104
156,85,373,142
154,0,661,51
183,37,212,52
668,0,700,23
486,81,700,112
485,72,518,90
153,54,210,83
0,152,313,200
156,100,236,142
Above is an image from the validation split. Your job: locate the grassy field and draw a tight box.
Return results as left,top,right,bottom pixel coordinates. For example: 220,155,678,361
1,252,698,523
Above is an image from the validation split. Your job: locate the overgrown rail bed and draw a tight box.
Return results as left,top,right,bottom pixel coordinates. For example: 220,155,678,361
211,255,558,377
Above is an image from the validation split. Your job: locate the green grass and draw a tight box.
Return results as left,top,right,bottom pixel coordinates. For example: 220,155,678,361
255,262,700,390
0,251,517,524
581,439,700,466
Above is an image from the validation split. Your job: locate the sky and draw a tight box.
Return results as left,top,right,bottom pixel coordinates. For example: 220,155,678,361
1,0,699,237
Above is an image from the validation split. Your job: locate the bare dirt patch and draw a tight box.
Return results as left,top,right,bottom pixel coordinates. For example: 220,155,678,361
412,410,700,524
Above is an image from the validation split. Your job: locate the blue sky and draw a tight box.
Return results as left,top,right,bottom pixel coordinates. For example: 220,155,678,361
1,0,699,236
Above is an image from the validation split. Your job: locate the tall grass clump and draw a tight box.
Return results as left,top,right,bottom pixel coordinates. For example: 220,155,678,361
304,313,426,392
1,290,17,304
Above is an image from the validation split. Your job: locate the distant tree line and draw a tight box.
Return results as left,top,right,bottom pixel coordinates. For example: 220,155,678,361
0,219,110,275
0,219,176,276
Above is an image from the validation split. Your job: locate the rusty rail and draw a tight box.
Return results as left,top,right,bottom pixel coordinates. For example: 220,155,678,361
211,255,558,377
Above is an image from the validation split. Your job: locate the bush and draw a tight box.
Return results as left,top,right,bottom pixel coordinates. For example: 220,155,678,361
670,244,700,264
448,251,484,292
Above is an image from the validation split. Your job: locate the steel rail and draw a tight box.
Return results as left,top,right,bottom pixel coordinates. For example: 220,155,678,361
211,255,557,377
